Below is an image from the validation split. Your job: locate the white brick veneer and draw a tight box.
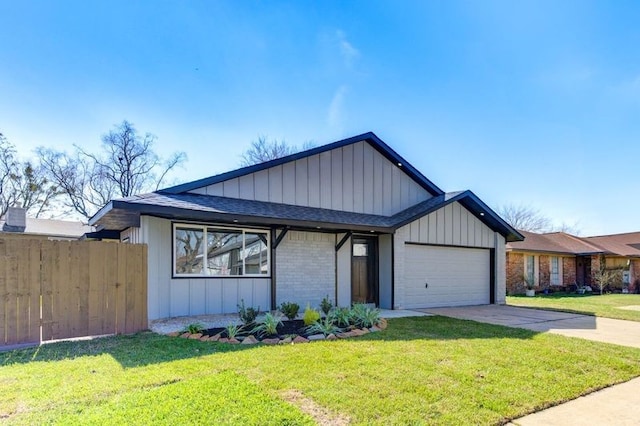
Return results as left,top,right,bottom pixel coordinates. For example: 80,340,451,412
275,231,336,309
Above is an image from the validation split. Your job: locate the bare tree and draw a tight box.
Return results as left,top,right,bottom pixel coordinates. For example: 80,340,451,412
13,161,61,218
38,120,186,219
0,133,19,217
498,204,552,233
0,133,60,218
240,136,316,166
499,203,581,234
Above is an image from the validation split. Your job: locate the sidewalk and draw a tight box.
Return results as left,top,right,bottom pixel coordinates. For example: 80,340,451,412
508,377,640,426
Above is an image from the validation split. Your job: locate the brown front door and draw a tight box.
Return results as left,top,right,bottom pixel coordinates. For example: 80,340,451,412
351,237,378,305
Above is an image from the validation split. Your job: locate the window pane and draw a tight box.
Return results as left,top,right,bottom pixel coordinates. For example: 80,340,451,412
175,227,204,274
243,233,268,275
526,256,535,284
207,229,243,275
353,243,368,257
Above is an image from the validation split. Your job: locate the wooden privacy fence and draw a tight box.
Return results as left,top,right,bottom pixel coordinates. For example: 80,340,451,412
0,238,147,347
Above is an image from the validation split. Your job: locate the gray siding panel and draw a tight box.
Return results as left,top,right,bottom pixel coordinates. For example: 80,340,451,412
319,151,332,209
254,169,270,202
342,144,354,212
282,162,296,205
268,166,283,203
239,175,254,200
308,154,321,208
352,142,364,213
223,178,239,198
295,158,309,206
401,202,495,249
187,140,432,215
331,149,343,210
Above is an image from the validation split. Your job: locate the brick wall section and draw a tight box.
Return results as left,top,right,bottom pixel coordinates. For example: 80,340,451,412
562,257,576,286
538,255,550,287
590,255,602,285
275,231,336,309
506,252,525,295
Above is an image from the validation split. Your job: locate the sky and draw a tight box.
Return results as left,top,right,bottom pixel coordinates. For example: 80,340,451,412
1,0,639,236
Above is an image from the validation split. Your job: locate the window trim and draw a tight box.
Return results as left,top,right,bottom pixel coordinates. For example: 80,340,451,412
173,222,270,278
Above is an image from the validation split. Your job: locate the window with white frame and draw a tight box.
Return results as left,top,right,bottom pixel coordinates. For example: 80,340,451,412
550,256,560,285
174,224,269,277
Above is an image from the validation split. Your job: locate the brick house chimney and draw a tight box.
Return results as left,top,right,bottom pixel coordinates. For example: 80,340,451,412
2,206,27,232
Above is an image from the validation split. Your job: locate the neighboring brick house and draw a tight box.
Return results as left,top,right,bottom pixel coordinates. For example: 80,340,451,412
506,230,640,294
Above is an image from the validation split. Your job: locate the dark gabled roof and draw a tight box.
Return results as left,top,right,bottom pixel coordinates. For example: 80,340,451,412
160,132,445,197
90,190,524,241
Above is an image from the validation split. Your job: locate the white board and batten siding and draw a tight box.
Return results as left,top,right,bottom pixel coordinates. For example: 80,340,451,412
394,201,507,309
138,216,270,321
189,141,432,216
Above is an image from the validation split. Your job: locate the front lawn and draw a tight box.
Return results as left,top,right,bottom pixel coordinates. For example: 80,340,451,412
2,316,640,425
507,293,640,322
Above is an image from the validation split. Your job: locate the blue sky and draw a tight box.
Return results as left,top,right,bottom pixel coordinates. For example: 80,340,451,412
1,1,639,235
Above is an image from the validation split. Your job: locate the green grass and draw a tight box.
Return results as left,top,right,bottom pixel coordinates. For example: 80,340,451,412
2,316,640,425
507,293,640,322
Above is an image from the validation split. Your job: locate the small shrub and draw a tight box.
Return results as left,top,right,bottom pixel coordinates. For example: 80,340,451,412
225,323,242,339
306,317,341,336
238,299,260,326
279,301,300,320
327,307,351,328
303,304,321,326
320,295,333,315
251,312,284,337
350,303,381,328
182,323,205,334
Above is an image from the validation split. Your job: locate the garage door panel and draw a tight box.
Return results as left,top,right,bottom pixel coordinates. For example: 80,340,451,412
404,244,490,309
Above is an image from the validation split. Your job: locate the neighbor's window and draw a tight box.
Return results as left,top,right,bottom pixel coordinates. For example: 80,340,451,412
550,256,560,285
525,255,535,286
174,224,269,277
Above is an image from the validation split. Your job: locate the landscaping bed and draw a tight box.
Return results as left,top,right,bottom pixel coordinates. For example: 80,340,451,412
172,318,388,344
169,301,389,344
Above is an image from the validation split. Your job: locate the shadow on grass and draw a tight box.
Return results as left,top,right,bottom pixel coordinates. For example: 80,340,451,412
0,316,545,368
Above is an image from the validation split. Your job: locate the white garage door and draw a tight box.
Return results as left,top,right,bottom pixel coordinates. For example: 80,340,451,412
404,244,490,309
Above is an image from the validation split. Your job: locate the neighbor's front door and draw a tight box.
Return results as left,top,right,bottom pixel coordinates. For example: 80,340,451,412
351,237,378,305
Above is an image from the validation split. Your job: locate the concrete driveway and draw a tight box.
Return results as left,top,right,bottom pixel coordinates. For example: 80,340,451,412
421,304,640,349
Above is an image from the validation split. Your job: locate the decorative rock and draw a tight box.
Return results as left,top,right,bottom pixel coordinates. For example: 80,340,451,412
280,337,293,344
189,333,203,340
262,338,280,345
307,334,325,341
200,335,210,341
360,328,369,334
218,337,229,343
242,335,259,345
167,331,180,337
378,318,388,330
369,326,382,332
350,329,364,337
326,333,337,340
228,338,240,344
180,332,191,339
336,332,352,339
210,333,221,342
293,335,309,344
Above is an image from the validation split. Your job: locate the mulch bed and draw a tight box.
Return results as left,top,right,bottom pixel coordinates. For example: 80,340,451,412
203,319,308,340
